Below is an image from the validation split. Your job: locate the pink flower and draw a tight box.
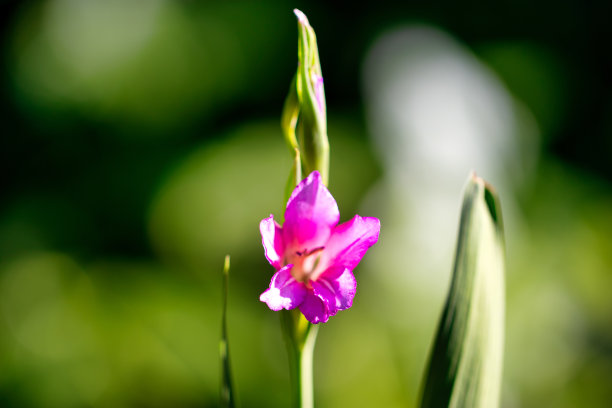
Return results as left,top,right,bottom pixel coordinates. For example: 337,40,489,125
259,171,380,324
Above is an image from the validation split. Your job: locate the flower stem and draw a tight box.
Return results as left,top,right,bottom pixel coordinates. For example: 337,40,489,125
281,309,319,408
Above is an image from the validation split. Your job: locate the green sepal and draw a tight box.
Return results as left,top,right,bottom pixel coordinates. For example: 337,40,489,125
284,147,303,207
419,173,505,408
281,74,300,152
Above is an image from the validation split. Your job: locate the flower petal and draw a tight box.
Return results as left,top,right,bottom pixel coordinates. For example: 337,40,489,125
312,267,357,315
260,215,284,269
299,290,330,324
310,279,338,316
283,171,339,252
260,265,306,311
316,215,380,274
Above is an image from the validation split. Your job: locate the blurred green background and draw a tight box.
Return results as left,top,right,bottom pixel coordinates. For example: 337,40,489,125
0,1,611,407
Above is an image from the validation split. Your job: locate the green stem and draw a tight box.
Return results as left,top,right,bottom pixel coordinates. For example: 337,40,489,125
296,322,318,408
281,309,319,408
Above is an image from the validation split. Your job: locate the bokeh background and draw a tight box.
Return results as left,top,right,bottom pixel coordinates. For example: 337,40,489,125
1,1,611,407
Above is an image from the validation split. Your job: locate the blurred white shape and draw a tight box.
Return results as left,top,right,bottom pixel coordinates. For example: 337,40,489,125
364,27,519,179
361,26,537,311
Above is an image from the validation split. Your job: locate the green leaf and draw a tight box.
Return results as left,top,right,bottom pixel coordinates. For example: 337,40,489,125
419,173,505,408
220,255,235,408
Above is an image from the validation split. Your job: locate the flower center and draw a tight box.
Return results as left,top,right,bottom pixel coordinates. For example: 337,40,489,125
287,246,324,282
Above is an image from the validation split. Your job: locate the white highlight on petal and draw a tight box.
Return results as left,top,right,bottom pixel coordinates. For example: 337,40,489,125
259,266,306,312
260,288,291,311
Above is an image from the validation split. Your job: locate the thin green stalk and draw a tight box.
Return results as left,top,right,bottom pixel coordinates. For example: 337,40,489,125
220,255,235,408
281,309,319,408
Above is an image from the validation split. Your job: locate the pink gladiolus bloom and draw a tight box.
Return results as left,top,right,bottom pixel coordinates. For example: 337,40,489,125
259,171,380,324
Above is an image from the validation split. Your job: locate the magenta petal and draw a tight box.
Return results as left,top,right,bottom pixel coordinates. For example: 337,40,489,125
260,215,284,269
283,171,339,251
299,290,330,324
310,279,338,316
260,265,307,311
313,267,357,314
318,215,380,272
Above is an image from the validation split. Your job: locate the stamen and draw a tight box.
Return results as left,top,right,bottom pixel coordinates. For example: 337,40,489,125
289,246,327,282
302,247,324,275
306,246,325,256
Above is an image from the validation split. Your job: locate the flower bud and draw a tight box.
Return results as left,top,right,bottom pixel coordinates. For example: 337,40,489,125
281,9,329,187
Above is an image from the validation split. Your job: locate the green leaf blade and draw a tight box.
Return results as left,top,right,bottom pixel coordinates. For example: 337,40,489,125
419,173,505,408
